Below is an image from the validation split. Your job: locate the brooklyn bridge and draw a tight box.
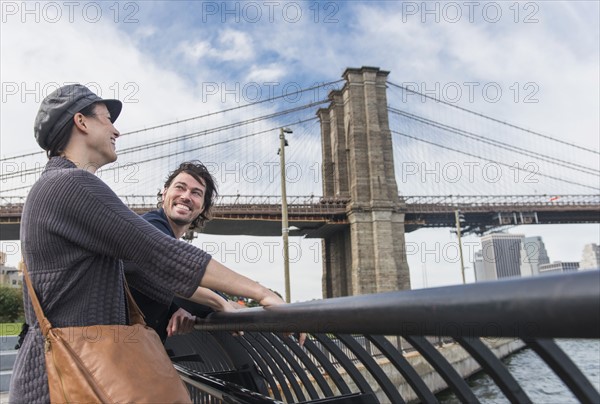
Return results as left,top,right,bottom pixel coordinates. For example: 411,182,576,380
1,67,599,403
1,67,598,297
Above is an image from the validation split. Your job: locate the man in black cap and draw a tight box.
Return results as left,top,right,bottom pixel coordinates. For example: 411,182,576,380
12,84,292,403
34,83,122,162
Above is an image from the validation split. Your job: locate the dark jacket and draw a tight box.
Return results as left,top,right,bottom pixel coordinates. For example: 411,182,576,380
125,209,218,342
11,157,211,403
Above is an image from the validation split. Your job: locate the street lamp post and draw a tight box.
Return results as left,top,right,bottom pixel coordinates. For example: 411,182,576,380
279,127,292,303
455,209,466,284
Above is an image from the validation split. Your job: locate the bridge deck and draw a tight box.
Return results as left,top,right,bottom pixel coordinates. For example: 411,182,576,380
1,194,598,240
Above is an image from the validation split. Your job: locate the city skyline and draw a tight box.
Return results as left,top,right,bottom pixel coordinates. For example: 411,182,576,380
472,232,597,283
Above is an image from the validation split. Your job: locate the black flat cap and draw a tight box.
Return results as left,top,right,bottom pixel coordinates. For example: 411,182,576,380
34,84,122,151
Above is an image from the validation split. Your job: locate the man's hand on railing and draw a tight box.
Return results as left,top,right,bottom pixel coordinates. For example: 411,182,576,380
257,293,286,307
225,300,245,312
296,332,307,346
221,300,245,336
182,287,246,335
167,307,197,337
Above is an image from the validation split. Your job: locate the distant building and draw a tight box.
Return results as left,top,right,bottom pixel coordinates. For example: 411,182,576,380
480,233,525,280
519,236,550,277
0,252,22,288
579,243,600,270
474,235,595,282
539,261,579,274
473,249,496,281
0,265,21,288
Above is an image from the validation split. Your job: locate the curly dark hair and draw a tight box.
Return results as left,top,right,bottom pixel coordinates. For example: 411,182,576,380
157,161,218,230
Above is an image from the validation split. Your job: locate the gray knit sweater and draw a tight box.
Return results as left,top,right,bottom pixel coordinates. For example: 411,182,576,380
9,157,210,403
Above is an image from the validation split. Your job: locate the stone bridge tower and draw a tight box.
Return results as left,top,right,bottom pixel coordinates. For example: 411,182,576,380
317,67,410,297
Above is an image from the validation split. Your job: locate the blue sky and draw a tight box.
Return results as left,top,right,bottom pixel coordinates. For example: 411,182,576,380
1,1,599,301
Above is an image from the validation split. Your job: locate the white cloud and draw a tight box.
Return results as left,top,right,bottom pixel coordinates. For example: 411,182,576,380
177,39,213,63
245,64,287,83
176,29,254,64
132,25,157,41
217,29,254,61
0,17,237,152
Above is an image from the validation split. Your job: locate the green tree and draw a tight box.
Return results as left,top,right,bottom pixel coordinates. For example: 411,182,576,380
0,285,24,322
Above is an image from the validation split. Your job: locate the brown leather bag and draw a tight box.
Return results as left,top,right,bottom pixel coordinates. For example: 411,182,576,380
23,266,192,403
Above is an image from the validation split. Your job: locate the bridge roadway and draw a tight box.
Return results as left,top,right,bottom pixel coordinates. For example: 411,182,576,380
1,194,599,241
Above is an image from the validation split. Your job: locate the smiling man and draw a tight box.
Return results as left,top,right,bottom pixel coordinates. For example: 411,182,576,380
160,162,212,239
124,161,237,342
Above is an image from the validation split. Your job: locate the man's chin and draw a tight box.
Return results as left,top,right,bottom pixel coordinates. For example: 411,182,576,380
171,216,194,227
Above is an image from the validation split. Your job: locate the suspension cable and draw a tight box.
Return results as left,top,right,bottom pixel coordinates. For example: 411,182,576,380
388,81,600,155
391,130,600,191
388,107,599,176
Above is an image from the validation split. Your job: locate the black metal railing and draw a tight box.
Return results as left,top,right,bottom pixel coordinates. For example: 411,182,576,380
168,270,600,403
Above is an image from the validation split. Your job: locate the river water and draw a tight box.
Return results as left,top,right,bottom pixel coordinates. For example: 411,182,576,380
438,339,600,403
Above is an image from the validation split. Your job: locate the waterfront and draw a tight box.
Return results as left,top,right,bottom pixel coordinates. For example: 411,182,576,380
439,339,600,403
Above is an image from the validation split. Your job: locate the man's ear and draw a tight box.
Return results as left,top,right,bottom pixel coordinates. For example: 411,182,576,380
162,188,168,205
73,113,88,132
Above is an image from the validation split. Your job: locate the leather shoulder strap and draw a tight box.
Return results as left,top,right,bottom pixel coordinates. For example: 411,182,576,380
22,264,53,336
123,278,146,326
